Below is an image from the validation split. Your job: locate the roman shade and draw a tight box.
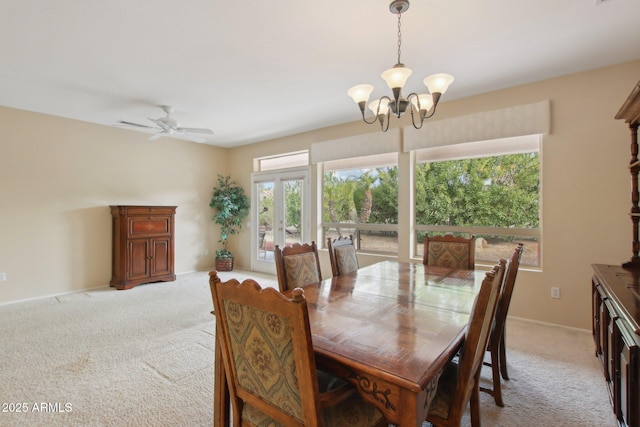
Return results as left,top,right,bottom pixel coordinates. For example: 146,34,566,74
310,128,401,164
404,100,550,152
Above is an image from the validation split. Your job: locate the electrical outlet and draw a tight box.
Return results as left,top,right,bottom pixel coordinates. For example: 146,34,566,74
0,272,6,282
551,287,560,299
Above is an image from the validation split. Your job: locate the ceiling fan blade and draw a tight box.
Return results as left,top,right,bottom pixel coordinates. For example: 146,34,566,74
178,127,214,135
117,120,156,129
148,131,166,141
121,107,212,143
148,118,170,130
178,133,207,143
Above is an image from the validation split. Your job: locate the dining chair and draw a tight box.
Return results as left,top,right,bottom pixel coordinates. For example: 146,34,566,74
327,235,359,277
426,259,506,427
274,241,322,292
209,272,387,427
480,243,524,407
423,234,476,269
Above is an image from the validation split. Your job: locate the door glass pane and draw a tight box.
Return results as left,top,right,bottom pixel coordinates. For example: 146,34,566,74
283,179,303,246
257,182,274,261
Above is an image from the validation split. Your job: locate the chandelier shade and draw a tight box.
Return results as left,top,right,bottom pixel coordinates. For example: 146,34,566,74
424,74,455,96
369,98,390,116
381,64,413,90
347,84,374,105
347,0,454,131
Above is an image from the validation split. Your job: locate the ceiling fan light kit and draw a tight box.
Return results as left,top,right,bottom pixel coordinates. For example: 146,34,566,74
118,105,214,143
347,0,454,132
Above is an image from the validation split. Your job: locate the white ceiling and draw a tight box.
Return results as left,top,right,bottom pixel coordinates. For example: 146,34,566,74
1,0,639,148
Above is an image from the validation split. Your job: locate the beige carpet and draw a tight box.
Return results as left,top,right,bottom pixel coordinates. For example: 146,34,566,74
0,270,617,427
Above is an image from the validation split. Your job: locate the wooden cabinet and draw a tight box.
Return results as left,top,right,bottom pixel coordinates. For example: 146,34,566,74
110,205,176,290
592,264,640,427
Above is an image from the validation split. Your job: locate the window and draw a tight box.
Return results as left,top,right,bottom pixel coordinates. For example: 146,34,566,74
255,151,309,172
414,135,541,267
322,153,398,254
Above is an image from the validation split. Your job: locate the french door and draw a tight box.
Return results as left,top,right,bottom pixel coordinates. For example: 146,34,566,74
250,168,310,274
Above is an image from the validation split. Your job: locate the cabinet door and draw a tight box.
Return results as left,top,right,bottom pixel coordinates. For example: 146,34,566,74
593,279,603,356
151,237,172,277
127,239,150,281
605,299,620,405
618,320,639,427
602,298,619,383
598,285,609,368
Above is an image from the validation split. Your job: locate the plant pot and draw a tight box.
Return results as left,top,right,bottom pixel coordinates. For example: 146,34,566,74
215,257,234,272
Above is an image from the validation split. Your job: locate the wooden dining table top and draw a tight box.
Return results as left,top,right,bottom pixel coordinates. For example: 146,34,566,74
287,260,486,393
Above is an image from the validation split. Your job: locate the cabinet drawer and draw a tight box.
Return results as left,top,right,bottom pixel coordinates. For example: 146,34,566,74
120,206,174,216
128,216,171,237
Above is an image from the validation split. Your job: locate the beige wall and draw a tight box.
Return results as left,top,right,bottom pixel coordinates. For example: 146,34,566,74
228,60,640,330
0,108,227,304
2,60,639,330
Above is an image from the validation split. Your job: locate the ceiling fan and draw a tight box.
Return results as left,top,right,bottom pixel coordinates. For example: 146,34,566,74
118,105,214,143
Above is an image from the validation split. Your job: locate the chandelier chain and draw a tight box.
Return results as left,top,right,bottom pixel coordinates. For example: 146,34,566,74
396,11,402,65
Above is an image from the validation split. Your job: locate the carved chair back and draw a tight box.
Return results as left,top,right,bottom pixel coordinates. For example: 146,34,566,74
423,234,476,270
274,242,322,292
327,235,359,277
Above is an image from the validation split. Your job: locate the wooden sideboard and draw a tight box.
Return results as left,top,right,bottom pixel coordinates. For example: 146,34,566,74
110,205,176,290
592,265,640,427
591,81,640,426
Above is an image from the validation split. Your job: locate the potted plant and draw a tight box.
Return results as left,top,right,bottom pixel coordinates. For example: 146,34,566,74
210,174,250,271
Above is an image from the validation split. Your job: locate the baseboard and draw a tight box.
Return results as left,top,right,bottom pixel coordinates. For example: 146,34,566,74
0,283,111,307
0,270,209,307
508,315,591,334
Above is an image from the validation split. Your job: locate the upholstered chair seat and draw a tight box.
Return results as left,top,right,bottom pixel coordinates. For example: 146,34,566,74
242,392,385,427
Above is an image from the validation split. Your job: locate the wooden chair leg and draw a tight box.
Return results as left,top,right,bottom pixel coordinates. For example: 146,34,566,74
470,371,482,427
480,348,505,407
490,349,504,407
499,331,509,381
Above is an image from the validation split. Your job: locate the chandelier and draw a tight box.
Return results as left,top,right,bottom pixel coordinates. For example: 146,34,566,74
347,0,454,132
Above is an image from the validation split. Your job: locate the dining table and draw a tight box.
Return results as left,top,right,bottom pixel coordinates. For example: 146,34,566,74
212,260,486,427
